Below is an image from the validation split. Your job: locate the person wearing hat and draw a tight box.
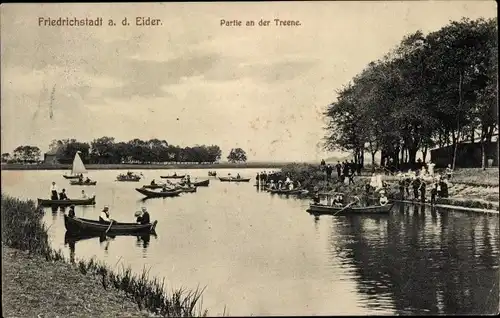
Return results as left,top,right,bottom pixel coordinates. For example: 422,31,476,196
379,190,388,206
68,205,76,218
99,206,111,224
135,207,150,225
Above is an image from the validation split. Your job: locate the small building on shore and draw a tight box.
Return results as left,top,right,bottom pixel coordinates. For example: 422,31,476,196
43,148,59,165
430,141,498,168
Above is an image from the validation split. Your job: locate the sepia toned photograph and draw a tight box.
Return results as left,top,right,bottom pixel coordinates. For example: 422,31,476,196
1,1,498,316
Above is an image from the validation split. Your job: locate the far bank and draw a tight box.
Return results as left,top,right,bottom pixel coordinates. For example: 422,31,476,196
1,162,294,171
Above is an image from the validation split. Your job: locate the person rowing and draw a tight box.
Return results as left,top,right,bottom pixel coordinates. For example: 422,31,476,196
59,188,69,200
99,206,114,224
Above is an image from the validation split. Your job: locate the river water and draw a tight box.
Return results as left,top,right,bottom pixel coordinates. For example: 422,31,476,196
2,168,499,315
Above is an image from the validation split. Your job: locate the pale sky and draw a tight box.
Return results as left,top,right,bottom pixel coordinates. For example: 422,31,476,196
1,1,496,161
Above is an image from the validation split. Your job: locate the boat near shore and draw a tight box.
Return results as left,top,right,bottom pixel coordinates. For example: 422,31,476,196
219,177,251,182
37,196,96,207
69,180,97,186
160,174,185,179
307,203,394,215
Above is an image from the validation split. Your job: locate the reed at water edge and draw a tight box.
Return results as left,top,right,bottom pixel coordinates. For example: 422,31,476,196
1,193,209,317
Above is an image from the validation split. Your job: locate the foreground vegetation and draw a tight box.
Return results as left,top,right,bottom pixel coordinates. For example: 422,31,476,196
1,194,208,317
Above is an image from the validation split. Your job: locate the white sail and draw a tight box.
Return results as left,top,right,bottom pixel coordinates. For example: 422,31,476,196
71,152,87,175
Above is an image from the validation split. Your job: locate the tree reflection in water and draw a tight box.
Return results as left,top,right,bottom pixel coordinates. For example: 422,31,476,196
325,203,499,315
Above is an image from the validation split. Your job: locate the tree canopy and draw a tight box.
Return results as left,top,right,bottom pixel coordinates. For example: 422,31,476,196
324,17,498,169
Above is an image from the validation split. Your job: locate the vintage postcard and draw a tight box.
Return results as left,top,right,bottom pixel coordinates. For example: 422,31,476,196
1,1,498,317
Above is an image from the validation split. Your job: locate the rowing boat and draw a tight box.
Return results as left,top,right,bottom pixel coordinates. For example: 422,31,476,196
142,183,168,189
63,175,81,179
219,177,251,182
116,175,141,182
160,174,185,179
191,179,209,187
64,231,157,244
64,215,157,235
177,186,197,193
268,188,305,195
69,180,97,186
37,196,96,207
307,203,393,214
135,187,182,198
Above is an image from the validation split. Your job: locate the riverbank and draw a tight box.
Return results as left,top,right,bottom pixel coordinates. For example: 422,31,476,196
2,246,149,317
1,162,290,171
1,194,208,317
278,164,499,212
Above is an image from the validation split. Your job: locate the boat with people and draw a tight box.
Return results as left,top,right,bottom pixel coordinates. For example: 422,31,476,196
160,174,185,179
135,187,183,198
37,196,96,207
182,179,210,187
64,215,157,235
208,171,217,177
63,151,93,181
116,171,142,182
219,176,251,182
307,203,394,215
267,188,307,195
64,231,157,244
69,180,97,186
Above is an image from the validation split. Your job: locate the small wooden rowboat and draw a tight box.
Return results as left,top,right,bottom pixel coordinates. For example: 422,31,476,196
180,179,209,187
219,177,251,182
116,176,141,182
268,188,305,195
160,174,185,179
307,203,394,215
37,196,96,207
177,186,197,193
63,175,81,179
135,188,182,198
64,215,157,235
69,180,97,186
142,183,165,189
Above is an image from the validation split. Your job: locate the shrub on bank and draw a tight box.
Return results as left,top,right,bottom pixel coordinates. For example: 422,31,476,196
1,193,208,317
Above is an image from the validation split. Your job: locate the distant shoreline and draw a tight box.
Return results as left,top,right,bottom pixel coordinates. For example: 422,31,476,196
1,162,295,171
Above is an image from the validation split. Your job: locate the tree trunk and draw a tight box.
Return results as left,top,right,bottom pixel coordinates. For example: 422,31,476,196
408,147,418,165
452,72,463,170
421,145,428,164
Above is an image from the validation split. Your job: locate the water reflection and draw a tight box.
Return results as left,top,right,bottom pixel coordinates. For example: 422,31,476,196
64,231,157,263
326,204,499,315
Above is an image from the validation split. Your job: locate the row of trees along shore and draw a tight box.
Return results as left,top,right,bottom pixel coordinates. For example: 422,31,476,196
324,18,498,170
1,137,248,164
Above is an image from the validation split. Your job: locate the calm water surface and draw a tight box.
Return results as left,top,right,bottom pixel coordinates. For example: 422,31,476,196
2,168,499,315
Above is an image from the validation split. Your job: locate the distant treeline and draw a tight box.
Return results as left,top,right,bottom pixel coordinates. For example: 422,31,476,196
54,137,224,164
324,18,498,170
2,137,232,164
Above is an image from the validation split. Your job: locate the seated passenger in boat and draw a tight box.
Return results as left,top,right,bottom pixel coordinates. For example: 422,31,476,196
59,189,69,200
68,205,76,218
85,177,91,183
379,190,388,206
236,173,241,179
81,190,87,199
50,182,59,200
136,207,150,225
78,175,84,183
151,179,156,185
99,206,111,224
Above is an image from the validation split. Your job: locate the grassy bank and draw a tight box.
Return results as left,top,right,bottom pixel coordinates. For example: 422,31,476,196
1,162,291,171
1,194,208,317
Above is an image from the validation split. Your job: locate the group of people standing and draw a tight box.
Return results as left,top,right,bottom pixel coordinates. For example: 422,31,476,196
320,159,361,184
396,162,452,205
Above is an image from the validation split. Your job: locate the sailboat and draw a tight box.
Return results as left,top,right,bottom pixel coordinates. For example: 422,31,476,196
63,152,88,179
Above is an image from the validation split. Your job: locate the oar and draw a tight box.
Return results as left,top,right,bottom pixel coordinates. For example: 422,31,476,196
105,220,114,234
332,196,360,216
